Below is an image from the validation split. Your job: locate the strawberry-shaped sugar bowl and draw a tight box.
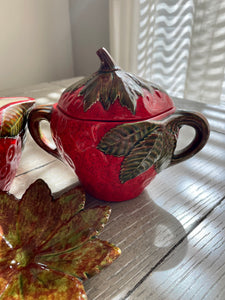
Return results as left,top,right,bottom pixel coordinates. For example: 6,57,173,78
28,48,209,202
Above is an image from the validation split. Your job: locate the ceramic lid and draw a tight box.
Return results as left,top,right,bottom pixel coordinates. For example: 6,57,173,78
58,48,175,121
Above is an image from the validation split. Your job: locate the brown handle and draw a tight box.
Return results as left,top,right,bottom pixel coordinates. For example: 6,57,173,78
28,105,61,160
166,110,210,166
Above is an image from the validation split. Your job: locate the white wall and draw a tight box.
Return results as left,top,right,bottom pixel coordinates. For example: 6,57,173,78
69,0,110,76
0,0,74,90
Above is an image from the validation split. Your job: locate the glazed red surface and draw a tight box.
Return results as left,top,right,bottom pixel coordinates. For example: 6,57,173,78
58,87,175,121
0,97,35,191
0,136,22,191
51,104,161,202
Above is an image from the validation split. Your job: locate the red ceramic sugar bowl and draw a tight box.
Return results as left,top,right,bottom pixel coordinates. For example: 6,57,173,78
0,97,35,191
28,48,209,202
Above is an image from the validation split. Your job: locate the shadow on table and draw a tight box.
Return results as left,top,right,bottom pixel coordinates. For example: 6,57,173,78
83,189,188,300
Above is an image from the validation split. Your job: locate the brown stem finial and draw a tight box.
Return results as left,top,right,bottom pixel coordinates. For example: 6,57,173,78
96,48,118,71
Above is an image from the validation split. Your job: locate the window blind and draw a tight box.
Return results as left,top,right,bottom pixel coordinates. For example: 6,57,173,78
110,0,225,105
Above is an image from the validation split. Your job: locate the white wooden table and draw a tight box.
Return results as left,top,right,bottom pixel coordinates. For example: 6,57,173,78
1,78,225,300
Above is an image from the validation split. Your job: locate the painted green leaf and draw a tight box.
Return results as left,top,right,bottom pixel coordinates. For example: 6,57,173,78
97,122,160,157
37,239,120,280
1,269,87,300
155,131,177,172
120,131,164,183
17,180,86,249
79,70,145,113
0,179,121,299
0,191,19,249
0,101,34,137
40,206,111,254
63,48,166,114
97,122,165,183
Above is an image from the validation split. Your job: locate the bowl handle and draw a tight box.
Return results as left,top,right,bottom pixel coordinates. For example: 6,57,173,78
165,110,210,167
28,105,61,160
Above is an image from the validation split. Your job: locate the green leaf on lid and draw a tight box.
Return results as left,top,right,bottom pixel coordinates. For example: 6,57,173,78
62,48,166,114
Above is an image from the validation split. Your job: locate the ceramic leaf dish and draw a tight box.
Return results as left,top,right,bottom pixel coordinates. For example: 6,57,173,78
0,179,121,299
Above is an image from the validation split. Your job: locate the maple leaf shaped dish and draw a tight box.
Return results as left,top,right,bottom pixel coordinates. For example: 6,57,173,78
0,97,35,191
0,179,121,299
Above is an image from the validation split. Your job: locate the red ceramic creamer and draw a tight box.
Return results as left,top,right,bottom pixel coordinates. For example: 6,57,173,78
0,97,35,191
28,48,209,202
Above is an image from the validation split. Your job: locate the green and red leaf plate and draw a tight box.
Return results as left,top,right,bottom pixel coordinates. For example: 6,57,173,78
0,179,121,299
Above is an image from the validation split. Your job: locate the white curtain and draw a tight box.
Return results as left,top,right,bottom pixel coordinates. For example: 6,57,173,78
109,0,225,105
